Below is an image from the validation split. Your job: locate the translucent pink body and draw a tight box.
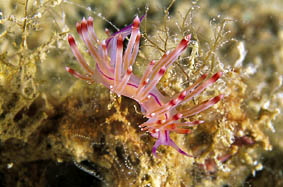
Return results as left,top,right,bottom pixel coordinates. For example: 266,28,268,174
67,16,223,157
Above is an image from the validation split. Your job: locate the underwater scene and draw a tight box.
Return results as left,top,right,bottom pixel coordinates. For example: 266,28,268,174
0,0,283,186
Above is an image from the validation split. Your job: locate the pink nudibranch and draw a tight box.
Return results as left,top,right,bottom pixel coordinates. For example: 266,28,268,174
66,15,223,157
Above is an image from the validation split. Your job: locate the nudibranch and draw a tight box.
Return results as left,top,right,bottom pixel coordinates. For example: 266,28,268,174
66,15,223,157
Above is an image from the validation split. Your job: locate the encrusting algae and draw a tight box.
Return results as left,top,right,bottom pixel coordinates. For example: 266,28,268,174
0,0,282,186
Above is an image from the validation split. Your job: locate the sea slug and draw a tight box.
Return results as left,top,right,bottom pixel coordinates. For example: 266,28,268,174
66,15,223,156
